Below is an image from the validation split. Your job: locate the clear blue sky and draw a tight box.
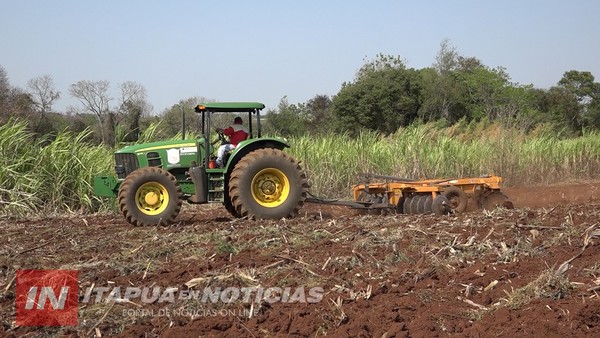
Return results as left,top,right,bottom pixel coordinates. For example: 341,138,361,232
1,0,599,114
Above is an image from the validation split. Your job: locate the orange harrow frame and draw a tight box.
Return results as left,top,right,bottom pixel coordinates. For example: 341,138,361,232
352,174,512,215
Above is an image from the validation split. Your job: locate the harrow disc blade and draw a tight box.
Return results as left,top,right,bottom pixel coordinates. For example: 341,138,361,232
432,195,451,216
481,191,514,210
423,196,433,214
409,195,421,214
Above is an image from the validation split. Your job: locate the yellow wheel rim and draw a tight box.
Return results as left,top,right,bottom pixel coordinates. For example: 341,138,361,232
135,182,169,215
251,168,290,208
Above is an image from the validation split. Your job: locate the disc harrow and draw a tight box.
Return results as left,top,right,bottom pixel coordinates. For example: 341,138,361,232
352,174,513,215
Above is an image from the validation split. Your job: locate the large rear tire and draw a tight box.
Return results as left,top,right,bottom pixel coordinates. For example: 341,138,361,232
118,167,182,226
223,178,241,218
228,148,308,219
224,193,241,218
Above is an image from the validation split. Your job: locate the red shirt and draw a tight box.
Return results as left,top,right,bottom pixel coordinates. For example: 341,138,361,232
223,124,249,146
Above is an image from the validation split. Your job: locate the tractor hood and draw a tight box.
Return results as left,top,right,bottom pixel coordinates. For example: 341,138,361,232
116,139,202,154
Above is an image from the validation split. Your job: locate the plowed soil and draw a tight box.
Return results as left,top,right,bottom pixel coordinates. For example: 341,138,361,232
2,181,600,337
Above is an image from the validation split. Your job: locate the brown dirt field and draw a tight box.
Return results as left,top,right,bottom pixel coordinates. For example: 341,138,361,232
1,182,600,337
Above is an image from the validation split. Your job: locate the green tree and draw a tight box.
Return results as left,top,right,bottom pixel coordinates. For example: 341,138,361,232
453,57,539,128
557,70,600,131
332,54,421,134
585,97,600,129
558,70,598,104
418,69,466,124
305,94,333,134
264,97,308,136
418,40,467,123
0,66,10,116
543,86,581,134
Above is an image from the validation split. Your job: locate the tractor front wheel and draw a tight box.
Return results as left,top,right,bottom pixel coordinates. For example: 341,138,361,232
228,148,308,219
118,167,182,226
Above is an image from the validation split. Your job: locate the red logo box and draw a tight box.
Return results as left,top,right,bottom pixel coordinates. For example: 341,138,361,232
16,270,78,326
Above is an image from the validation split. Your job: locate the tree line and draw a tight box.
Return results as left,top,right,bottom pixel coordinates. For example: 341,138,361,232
2,40,599,145
268,41,600,137
0,67,155,146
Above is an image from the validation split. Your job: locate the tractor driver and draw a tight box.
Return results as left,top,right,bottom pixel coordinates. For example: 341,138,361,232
215,116,249,167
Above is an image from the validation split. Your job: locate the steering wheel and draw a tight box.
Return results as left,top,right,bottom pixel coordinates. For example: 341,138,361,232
212,128,229,145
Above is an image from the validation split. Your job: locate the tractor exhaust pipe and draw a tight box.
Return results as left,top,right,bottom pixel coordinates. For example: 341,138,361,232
180,104,186,140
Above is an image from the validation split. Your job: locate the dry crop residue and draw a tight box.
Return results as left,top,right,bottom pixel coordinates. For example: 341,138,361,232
1,182,600,337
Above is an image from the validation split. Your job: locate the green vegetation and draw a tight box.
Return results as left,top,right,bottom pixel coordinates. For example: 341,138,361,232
0,120,113,216
2,40,600,216
289,122,600,197
265,45,600,138
4,40,600,143
2,118,600,216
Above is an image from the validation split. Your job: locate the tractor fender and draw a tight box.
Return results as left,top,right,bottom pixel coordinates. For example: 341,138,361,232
224,137,289,172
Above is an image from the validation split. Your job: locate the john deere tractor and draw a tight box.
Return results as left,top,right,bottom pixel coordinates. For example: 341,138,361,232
94,102,309,226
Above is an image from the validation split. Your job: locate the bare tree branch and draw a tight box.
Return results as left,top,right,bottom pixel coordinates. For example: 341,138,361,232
69,80,111,143
26,75,61,114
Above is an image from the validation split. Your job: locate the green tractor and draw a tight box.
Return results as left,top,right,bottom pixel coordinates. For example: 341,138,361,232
94,102,309,226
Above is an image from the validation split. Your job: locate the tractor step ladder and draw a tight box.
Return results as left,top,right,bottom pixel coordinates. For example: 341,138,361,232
208,173,225,202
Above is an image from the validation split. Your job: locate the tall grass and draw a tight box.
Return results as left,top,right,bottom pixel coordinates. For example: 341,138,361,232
2,119,600,216
288,123,600,197
0,120,113,216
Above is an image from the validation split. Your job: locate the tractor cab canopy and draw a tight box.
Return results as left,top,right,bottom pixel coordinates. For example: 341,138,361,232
194,102,265,139
194,102,265,112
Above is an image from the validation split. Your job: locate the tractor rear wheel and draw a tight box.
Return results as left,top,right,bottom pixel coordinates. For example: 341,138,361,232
118,167,182,226
228,148,309,219
224,194,241,218
223,181,241,218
